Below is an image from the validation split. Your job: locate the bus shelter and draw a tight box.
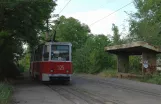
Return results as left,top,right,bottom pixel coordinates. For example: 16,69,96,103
105,41,161,76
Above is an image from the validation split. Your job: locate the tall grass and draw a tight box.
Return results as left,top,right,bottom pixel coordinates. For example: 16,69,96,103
98,69,117,77
0,83,13,104
140,73,161,85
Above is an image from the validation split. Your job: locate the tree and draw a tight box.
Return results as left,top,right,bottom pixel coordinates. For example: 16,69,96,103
19,50,31,72
111,24,122,45
0,0,56,79
128,0,161,46
73,35,116,74
52,16,91,52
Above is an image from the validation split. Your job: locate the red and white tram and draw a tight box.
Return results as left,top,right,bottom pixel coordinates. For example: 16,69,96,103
29,42,72,83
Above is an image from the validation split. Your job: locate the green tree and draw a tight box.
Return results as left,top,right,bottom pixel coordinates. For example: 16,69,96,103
0,0,56,79
128,0,161,46
111,24,122,45
19,51,31,72
74,35,116,74
52,16,91,52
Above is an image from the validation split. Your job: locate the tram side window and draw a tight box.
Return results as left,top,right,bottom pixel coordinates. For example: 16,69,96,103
34,46,43,61
43,45,49,61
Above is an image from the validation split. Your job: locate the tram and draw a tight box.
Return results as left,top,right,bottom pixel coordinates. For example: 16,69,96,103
29,41,72,83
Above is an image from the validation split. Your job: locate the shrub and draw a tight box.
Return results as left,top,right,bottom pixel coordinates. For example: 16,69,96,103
140,74,161,85
0,83,13,104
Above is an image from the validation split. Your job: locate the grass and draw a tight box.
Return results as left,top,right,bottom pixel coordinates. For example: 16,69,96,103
140,73,161,85
0,83,13,104
98,69,161,85
98,69,117,77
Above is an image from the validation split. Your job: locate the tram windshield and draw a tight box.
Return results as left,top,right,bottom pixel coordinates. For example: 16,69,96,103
51,45,70,61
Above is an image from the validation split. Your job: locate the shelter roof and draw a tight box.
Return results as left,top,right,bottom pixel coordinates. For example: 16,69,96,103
105,41,161,55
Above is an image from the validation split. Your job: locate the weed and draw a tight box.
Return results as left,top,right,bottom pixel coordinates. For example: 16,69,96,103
0,83,13,104
98,69,117,77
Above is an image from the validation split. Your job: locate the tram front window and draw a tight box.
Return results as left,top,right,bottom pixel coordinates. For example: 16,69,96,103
51,45,69,61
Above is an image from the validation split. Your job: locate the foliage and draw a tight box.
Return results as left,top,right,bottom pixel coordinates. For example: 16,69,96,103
0,83,12,104
18,51,30,72
73,35,116,74
128,0,161,46
129,56,142,74
140,74,161,85
111,24,122,45
52,16,91,52
0,0,56,46
0,0,56,79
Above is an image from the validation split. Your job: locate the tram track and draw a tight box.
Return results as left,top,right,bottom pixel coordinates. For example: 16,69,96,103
47,82,127,104
75,76,161,98
46,75,161,104
67,86,126,104
48,85,111,104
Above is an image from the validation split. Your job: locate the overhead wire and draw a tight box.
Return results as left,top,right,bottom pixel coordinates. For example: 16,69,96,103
90,1,133,27
58,0,72,15
49,0,72,23
53,0,72,30
50,0,72,41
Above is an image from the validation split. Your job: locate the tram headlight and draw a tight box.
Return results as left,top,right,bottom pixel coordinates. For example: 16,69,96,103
66,70,69,73
50,69,54,72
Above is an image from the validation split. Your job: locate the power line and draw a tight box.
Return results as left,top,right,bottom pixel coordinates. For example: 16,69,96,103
47,0,72,41
52,0,72,29
90,1,133,27
58,0,72,14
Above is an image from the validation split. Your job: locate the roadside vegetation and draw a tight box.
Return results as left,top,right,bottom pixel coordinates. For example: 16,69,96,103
0,83,13,104
140,73,161,85
98,69,117,77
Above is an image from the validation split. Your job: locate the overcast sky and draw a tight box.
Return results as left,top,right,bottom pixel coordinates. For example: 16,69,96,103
53,0,137,36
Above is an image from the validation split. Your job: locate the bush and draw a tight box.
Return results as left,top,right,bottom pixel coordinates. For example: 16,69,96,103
18,53,30,72
140,74,161,85
129,56,142,74
0,83,13,104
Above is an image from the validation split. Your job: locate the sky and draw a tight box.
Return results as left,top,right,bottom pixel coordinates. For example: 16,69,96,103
52,0,137,36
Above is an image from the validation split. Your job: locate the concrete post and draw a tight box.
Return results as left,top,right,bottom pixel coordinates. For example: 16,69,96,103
117,54,129,73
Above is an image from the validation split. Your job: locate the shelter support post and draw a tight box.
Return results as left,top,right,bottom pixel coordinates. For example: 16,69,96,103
117,54,129,73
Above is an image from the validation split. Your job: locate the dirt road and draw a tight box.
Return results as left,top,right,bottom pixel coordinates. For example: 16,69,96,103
13,74,161,104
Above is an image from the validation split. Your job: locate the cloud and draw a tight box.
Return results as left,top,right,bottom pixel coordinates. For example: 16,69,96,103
53,0,136,36
53,0,130,36
65,9,118,35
